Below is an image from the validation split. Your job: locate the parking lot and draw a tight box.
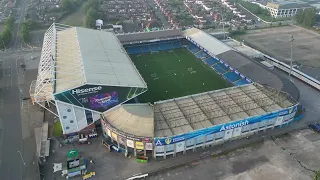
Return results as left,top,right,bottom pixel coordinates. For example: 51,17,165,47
239,26,320,68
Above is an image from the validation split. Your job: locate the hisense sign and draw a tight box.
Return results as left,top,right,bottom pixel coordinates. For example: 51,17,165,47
72,86,102,95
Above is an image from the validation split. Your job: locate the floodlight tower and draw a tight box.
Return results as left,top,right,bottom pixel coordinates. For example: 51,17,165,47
289,34,294,79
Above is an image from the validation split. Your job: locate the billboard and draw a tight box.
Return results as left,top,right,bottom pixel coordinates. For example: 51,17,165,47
54,85,147,112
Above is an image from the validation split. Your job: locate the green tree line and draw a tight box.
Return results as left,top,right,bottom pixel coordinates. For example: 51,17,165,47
85,0,101,28
0,16,14,49
20,19,40,43
295,8,317,27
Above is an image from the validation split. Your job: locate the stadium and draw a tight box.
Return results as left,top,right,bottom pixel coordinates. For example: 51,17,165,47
31,23,299,159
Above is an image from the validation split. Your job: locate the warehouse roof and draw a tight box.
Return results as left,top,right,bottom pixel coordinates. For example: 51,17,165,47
153,83,296,137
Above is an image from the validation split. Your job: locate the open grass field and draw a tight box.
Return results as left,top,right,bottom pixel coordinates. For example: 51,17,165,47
60,3,86,27
130,48,230,103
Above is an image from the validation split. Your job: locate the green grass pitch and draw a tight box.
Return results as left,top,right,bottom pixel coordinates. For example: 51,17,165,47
130,48,231,103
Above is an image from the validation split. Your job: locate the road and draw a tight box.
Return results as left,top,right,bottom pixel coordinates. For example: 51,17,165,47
0,53,25,180
0,0,32,179
10,0,29,50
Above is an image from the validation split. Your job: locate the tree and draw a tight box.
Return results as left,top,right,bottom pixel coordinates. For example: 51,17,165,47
296,8,317,27
61,0,73,11
278,22,282,26
228,26,232,32
244,25,248,30
237,26,241,30
21,23,30,42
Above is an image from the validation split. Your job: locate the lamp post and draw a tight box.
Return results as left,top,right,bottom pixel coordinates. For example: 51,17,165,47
17,151,26,167
289,34,294,80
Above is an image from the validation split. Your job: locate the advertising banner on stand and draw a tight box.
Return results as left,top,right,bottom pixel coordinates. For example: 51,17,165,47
54,85,147,112
136,142,144,150
127,140,134,148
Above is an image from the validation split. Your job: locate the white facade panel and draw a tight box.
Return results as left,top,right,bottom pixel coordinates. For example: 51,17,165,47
74,106,87,130
56,101,78,134
232,127,242,137
275,116,283,126
224,129,233,140
156,146,165,153
175,141,185,153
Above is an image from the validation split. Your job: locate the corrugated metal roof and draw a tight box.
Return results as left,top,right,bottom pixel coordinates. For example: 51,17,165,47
184,28,231,55
76,27,147,88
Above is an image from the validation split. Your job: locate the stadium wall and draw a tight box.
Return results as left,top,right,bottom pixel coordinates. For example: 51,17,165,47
153,104,299,159
101,119,154,157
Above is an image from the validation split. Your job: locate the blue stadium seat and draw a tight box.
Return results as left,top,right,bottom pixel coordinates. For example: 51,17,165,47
217,63,230,72
172,42,182,48
159,43,174,51
223,72,242,82
195,51,209,59
150,45,159,51
126,47,142,54
234,78,250,86
212,64,226,74
187,44,200,54
181,40,191,46
142,46,151,53
204,57,219,66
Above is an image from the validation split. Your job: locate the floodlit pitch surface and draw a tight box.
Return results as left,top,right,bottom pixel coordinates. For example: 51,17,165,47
239,26,320,68
130,48,230,103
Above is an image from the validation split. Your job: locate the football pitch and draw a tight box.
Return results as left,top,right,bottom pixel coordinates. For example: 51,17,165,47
130,48,231,103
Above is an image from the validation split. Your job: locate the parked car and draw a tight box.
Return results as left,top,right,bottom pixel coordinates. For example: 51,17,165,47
309,123,320,133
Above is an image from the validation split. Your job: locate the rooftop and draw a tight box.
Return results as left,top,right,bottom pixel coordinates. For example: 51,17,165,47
184,28,231,55
103,104,154,137
103,84,296,138
33,23,147,102
116,29,183,44
265,0,312,9
154,83,296,137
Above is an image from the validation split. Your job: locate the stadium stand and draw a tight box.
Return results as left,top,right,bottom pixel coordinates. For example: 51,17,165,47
195,51,209,59
142,46,151,53
126,46,141,54
234,78,251,86
204,57,219,66
159,42,174,51
150,44,160,51
212,63,229,74
172,41,182,48
223,71,242,82
187,44,201,54
117,29,183,44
